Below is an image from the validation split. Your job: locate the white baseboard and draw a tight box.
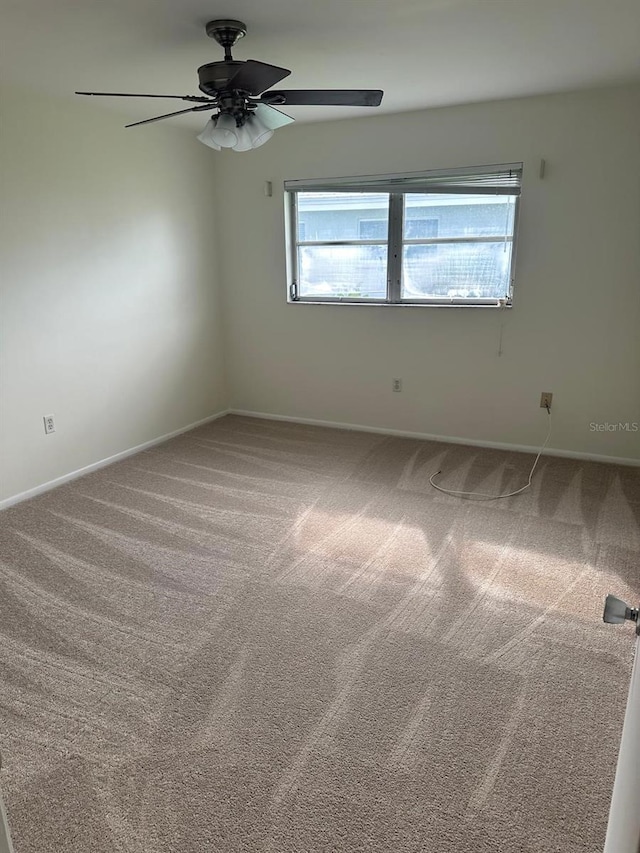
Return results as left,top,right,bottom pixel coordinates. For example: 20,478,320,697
0,410,231,511
229,409,640,468
3,406,636,511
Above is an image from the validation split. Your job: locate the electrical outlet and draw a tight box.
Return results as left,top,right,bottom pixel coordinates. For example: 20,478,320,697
392,378,402,392
540,392,553,410
43,414,56,434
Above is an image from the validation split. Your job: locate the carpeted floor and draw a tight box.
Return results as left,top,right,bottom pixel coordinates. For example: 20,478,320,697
0,414,639,852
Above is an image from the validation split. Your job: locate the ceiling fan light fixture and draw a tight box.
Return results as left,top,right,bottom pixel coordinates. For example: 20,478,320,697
196,117,222,150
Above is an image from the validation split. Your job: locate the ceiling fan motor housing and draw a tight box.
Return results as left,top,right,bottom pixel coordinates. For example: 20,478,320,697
197,61,244,96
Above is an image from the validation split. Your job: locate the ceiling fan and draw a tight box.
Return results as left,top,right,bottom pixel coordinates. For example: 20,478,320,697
76,19,384,152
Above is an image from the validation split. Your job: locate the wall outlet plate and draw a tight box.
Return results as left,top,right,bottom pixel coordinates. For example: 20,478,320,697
540,392,553,410
43,414,55,434
392,378,402,392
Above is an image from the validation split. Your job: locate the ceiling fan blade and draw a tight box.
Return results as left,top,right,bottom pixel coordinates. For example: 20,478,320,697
227,60,291,96
262,89,383,107
125,104,214,128
253,103,295,130
76,91,214,103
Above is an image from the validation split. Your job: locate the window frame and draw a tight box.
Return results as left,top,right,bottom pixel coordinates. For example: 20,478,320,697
285,163,523,308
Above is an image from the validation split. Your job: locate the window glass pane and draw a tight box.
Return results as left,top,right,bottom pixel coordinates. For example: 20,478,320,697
404,194,516,239
358,219,387,240
297,192,389,242
402,242,513,300
405,218,438,239
299,245,388,300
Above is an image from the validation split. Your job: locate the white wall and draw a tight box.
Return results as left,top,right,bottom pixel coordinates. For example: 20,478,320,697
215,85,640,463
1,84,638,508
0,85,227,503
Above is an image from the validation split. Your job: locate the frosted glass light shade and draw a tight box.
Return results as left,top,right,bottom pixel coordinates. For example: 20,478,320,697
246,115,274,149
211,114,239,148
197,118,221,150
198,113,276,152
232,124,254,152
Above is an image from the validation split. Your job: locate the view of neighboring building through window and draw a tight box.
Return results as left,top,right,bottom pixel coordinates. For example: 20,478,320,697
285,164,522,306
296,193,390,300
402,195,514,300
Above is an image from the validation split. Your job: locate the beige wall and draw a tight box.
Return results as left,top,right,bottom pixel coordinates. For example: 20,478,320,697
0,85,227,503
215,85,640,463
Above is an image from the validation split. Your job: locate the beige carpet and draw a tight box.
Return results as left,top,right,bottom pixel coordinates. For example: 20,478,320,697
1,415,639,852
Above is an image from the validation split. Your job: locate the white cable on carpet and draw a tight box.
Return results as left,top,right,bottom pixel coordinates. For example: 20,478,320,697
429,408,552,501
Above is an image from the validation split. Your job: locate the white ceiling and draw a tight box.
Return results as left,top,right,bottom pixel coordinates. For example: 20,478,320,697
1,0,639,131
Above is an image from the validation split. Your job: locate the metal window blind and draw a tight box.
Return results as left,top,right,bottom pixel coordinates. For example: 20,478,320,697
284,163,523,196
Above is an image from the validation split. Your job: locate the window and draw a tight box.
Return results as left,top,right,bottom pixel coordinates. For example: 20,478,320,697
285,164,522,306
